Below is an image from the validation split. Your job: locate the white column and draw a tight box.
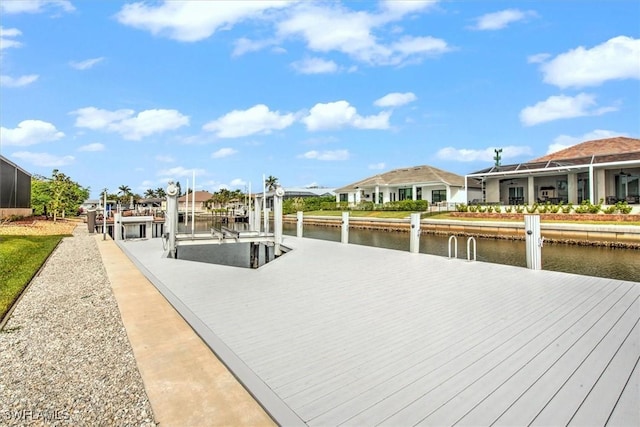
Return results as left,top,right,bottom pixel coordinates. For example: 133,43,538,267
273,188,283,256
114,213,121,242
410,213,421,253
341,211,349,244
253,195,262,232
527,176,535,204
524,215,542,270
412,185,417,201
296,211,303,238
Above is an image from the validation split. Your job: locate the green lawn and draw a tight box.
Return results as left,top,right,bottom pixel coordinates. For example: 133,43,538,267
0,235,65,320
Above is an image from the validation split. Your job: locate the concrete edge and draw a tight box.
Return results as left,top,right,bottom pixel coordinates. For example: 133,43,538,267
116,240,306,427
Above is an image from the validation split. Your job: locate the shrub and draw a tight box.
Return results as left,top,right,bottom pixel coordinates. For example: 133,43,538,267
616,201,633,214
456,203,468,212
493,205,501,213
526,203,538,213
515,205,525,214
468,205,477,213
562,203,573,213
505,206,513,213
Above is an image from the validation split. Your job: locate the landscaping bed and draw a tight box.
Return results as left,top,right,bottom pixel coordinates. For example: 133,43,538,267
449,212,640,222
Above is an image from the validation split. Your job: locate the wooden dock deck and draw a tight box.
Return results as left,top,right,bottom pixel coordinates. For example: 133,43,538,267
118,236,639,426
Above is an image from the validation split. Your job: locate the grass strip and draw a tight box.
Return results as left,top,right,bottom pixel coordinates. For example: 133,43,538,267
0,235,65,320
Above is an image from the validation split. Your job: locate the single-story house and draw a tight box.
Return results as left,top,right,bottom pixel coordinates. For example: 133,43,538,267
465,136,640,205
0,155,32,219
178,191,214,213
335,165,480,206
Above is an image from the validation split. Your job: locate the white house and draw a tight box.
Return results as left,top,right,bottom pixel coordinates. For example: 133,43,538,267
335,165,480,206
466,136,640,206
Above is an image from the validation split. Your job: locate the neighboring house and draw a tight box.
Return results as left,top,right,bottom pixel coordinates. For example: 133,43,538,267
466,136,640,205
178,191,214,213
335,165,479,206
262,187,336,209
0,155,32,219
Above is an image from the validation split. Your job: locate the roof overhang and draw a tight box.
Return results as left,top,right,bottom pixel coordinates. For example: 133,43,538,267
466,158,640,180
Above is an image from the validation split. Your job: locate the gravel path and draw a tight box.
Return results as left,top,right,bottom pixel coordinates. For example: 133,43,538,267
0,226,157,426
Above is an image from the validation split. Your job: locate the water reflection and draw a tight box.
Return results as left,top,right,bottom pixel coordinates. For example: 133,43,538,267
282,223,639,282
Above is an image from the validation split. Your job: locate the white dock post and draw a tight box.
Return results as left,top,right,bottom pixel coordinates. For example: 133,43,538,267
113,213,121,241
274,187,284,256
296,211,303,238
165,182,179,258
253,195,262,232
410,213,421,253
525,214,542,270
341,211,349,244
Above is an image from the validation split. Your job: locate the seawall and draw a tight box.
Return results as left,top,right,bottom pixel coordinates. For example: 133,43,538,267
283,215,640,248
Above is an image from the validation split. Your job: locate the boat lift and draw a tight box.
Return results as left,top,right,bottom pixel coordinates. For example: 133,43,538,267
163,182,286,267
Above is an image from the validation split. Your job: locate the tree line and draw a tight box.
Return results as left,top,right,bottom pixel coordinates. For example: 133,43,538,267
30,170,282,219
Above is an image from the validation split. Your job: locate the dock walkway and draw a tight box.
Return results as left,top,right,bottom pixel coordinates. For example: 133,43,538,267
118,236,639,426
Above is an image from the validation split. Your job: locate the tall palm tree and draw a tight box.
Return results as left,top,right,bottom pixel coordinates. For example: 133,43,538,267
144,189,155,198
265,175,279,191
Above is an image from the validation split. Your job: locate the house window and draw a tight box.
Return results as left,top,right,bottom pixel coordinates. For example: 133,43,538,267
432,190,446,203
416,187,422,200
508,187,524,204
398,188,412,201
339,194,348,202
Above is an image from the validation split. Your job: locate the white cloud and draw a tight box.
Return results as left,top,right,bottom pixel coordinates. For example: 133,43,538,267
369,162,386,170
0,26,23,50
527,53,550,64
212,147,238,158
539,36,640,88
277,3,449,66
116,1,291,42
436,146,533,162
1,120,64,146
71,107,189,140
548,130,628,154
0,0,74,14
302,100,391,131
291,57,338,74
203,104,295,138
157,166,206,179
0,74,38,87
230,178,247,187
299,149,350,161
471,9,536,31
374,92,417,107
11,151,74,167
380,0,439,17
519,93,616,126
77,143,104,152
232,37,278,57
70,57,104,70
155,154,174,163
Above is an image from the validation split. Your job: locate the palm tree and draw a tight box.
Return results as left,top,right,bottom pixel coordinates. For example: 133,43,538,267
118,184,132,205
265,175,279,191
155,187,166,198
144,189,155,198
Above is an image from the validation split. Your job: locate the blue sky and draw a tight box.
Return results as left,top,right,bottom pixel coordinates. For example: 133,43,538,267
1,0,639,198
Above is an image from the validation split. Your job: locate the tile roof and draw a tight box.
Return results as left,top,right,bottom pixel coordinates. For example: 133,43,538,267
532,136,640,162
336,165,465,192
178,190,214,203
470,136,640,175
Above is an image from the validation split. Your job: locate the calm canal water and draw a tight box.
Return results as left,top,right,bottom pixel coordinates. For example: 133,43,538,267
282,223,640,282
176,219,639,282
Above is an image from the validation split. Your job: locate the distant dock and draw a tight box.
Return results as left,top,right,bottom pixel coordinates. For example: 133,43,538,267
118,235,639,426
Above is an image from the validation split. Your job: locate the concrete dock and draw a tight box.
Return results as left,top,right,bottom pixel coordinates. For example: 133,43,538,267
111,234,639,426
